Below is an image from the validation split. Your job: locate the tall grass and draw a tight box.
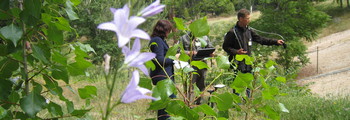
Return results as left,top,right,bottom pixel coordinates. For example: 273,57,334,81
57,67,157,120
274,95,350,120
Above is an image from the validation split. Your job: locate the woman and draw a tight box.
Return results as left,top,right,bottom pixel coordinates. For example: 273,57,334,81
149,20,174,85
149,19,175,120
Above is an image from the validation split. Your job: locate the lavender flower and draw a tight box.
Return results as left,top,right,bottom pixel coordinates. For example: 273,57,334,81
121,70,156,103
122,38,155,76
97,5,150,47
139,0,165,17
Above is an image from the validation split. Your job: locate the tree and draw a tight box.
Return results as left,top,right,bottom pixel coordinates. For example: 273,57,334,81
251,0,330,77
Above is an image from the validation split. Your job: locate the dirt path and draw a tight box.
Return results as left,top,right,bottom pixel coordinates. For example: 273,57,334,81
298,29,350,97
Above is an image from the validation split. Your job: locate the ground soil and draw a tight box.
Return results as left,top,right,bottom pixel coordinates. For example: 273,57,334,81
297,29,350,97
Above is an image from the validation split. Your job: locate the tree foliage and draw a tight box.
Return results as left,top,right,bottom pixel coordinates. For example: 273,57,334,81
0,0,95,119
250,0,330,77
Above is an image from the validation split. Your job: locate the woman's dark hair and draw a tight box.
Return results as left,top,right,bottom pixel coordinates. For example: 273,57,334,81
151,20,173,38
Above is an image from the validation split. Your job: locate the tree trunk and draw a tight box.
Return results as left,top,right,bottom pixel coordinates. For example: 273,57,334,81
347,0,349,8
340,0,343,8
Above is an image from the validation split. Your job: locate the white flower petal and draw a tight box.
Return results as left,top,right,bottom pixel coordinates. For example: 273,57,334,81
131,29,150,40
129,52,155,67
97,22,117,32
137,65,149,76
117,34,131,47
137,87,152,94
131,38,141,53
129,16,146,29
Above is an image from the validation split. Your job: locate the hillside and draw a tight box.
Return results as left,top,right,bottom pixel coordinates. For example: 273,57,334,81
298,29,350,97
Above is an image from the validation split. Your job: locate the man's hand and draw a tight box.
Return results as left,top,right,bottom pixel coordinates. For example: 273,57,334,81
237,49,247,54
277,40,284,45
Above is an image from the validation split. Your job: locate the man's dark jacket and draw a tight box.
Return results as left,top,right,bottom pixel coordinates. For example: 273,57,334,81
222,23,279,72
149,36,174,85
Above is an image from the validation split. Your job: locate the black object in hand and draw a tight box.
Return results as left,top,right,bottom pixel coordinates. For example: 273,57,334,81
282,43,287,49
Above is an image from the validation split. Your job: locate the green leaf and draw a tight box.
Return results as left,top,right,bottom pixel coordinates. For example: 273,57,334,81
52,50,67,65
190,61,209,69
23,0,41,18
183,67,195,73
67,59,92,76
275,76,286,83
166,100,199,120
193,104,217,116
152,79,176,100
70,0,81,6
41,13,52,25
260,105,280,120
10,8,21,18
0,106,7,119
33,82,43,94
211,92,234,111
165,44,179,59
74,45,89,58
78,85,97,99
148,97,170,110
145,60,156,71
48,102,63,116
179,52,190,62
48,26,64,45
0,79,12,100
19,0,41,26
0,44,8,56
65,0,79,20
54,17,71,31
43,75,63,96
235,54,245,61
173,17,186,30
66,100,74,113
278,103,289,113
217,117,228,120
218,110,229,118
265,60,276,69
71,109,91,117
8,91,20,103
189,17,210,37
197,36,208,47
0,24,23,46
32,45,50,64
216,56,230,69
52,65,69,83
0,58,19,78
75,42,96,54
139,78,153,90
20,92,47,117
230,72,254,93
67,46,92,76
0,0,10,11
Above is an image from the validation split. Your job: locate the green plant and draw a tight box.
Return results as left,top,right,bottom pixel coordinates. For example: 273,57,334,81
0,0,96,119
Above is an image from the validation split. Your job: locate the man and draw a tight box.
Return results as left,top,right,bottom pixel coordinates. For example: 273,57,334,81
180,32,214,104
223,8,284,73
222,9,284,95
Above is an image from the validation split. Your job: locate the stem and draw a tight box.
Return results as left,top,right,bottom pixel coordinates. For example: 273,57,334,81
192,72,223,104
28,66,48,81
103,65,125,120
19,0,29,95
